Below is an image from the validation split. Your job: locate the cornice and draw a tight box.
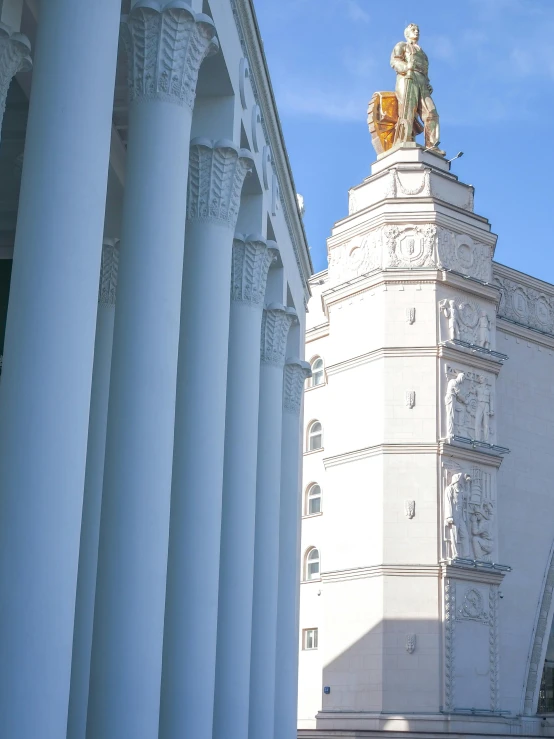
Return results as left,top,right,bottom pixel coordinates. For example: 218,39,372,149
326,346,437,376
230,0,313,298
494,261,554,296
439,440,504,469
438,345,504,375
497,318,554,350
321,563,440,583
305,322,329,343
323,443,438,468
440,562,508,585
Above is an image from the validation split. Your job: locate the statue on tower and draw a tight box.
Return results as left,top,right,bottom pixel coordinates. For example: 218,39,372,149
368,24,445,157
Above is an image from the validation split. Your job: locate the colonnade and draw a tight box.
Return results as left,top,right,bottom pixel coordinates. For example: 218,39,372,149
0,2,310,739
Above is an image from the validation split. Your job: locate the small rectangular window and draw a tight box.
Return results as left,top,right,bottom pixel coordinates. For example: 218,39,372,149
303,628,318,650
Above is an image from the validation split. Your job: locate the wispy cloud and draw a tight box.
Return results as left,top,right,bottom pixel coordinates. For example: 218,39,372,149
345,0,370,24
279,87,365,122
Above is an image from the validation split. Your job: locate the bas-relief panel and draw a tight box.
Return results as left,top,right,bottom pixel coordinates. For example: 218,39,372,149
327,225,493,284
442,462,496,563
444,580,499,712
494,274,554,337
443,364,496,444
438,297,494,350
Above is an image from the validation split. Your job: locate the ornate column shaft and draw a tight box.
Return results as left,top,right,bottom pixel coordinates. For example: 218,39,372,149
159,140,253,739
0,22,31,139
275,358,312,739
0,3,119,738
67,239,119,739
212,235,277,739
88,6,218,739
249,304,297,739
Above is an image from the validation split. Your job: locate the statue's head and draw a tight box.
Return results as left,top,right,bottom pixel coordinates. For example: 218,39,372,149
404,23,420,42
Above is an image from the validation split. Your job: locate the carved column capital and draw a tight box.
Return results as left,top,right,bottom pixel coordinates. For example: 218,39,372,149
98,238,120,305
283,358,311,415
260,303,297,368
121,1,219,109
187,139,253,228
231,233,277,307
0,23,31,125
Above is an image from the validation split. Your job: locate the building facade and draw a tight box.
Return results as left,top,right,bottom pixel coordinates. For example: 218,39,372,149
298,144,554,737
0,1,312,738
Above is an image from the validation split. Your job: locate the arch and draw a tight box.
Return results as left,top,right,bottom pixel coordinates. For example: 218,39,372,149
309,356,325,387
305,483,322,515
307,420,323,451
304,547,320,581
522,539,554,714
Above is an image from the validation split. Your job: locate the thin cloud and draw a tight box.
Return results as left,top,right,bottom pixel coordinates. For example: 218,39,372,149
280,87,364,122
345,0,370,24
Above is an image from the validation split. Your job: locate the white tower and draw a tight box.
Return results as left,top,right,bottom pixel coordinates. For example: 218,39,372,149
297,144,554,737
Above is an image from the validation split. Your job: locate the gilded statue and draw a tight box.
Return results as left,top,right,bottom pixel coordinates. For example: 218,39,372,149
368,24,444,157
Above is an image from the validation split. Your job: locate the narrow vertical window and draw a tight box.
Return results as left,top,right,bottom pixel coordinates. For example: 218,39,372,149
310,357,324,387
303,628,319,650
307,421,323,451
305,548,320,580
306,484,322,515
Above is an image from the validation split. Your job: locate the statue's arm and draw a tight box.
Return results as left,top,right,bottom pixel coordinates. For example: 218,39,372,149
390,42,409,74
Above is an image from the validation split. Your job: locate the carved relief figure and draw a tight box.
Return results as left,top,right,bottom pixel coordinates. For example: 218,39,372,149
445,372,465,438
474,375,494,442
444,472,471,559
470,503,494,561
443,465,495,562
439,299,461,341
478,312,491,349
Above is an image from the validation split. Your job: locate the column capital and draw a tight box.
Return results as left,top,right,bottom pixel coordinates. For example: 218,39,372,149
283,358,311,416
187,139,253,229
99,238,120,306
121,1,218,109
260,303,297,368
0,22,31,123
231,233,277,307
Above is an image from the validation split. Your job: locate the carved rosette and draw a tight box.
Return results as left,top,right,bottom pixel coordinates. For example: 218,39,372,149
0,23,31,125
187,139,253,228
260,304,296,368
121,0,219,108
283,358,311,416
231,234,276,307
98,239,120,306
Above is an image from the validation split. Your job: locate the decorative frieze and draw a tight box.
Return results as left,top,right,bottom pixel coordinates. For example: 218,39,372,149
187,139,253,227
98,239,120,306
0,23,31,129
437,229,492,282
231,235,276,306
121,1,219,109
260,304,296,367
494,273,554,337
283,359,311,416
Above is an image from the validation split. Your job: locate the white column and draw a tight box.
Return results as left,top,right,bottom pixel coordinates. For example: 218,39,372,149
87,6,218,739
0,22,31,139
213,235,277,739
275,358,311,739
0,2,120,737
159,140,253,739
249,304,297,739
67,239,119,739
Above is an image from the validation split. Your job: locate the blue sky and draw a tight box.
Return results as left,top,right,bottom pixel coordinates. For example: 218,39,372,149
254,0,554,279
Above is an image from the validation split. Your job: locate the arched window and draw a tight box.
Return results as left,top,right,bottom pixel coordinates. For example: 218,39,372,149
310,357,324,387
306,484,321,515
307,421,323,451
305,548,320,581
